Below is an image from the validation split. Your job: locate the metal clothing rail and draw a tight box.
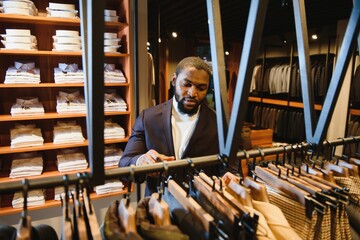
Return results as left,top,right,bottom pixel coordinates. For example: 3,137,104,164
0,136,358,195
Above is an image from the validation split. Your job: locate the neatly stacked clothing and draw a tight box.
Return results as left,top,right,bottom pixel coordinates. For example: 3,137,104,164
104,9,119,22
10,97,44,116
104,119,125,139
104,63,126,83
54,185,75,201
104,32,121,53
9,152,43,178
53,121,85,144
10,124,44,148
56,148,88,172
54,63,84,83
104,90,127,112
1,29,37,50
2,0,38,16
94,180,124,195
46,2,78,19
104,145,123,167
56,90,86,114
12,189,45,208
52,30,81,52
4,61,40,84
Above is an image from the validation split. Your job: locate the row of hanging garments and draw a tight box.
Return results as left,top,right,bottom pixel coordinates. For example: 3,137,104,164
244,139,360,240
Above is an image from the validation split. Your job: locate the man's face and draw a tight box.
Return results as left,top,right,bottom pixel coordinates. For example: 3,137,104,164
172,67,210,115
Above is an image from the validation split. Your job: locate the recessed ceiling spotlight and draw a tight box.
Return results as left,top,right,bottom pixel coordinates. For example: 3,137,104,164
172,32,178,38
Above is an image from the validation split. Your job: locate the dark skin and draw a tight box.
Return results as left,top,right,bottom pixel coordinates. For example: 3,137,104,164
135,66,210,166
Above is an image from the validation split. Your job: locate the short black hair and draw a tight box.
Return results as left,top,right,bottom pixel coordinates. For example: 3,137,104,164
175,56,212,78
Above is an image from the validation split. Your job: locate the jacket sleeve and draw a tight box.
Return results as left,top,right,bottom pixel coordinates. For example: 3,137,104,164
119,111,148,167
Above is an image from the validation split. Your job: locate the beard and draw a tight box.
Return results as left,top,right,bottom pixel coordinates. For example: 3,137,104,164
174,92,201,116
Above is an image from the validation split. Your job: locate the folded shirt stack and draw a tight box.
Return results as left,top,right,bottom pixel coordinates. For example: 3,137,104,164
56,148,88,172
54,63,84,83
10,124,44,148
104,32,121,53
2,0,38,16
12,189,45,208
54,185,75,201
10,97,45,116
104,145,123,167
10,152,43,178
104,9,119,22
56,90,86,114
104,90,127,112
104,63,126,83
104,119,125,139
46,2,78,19
94,180,124,195
1,29,37,50
4,61,40,84
52,30,81,52
53,121,85,144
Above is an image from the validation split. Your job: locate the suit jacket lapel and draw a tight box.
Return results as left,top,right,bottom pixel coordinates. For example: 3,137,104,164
163,99,175,157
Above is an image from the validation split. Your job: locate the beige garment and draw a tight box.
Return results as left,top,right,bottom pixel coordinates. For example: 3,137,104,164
244,206,276,240
252,200,301,240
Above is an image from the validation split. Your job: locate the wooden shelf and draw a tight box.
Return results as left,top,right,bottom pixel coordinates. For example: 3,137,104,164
350,108,360,116
262,98,288,106
0,188,128,216
0,13,128,29
0,83,129,88
248,97,323,110
0,111,130,122
289,101,322,110
0,138,129,154
248,96,261,102
0,49,130,57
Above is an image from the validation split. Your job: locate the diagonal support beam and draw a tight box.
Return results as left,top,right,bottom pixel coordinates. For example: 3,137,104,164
294,0,360,145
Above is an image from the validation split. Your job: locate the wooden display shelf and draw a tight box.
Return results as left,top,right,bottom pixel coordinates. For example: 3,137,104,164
0,111,130,122
0,138,129,154
248,97,323,110
0,49,130,58
289,101,322,110
350,108,360,116
0,83,130,88
0,188,129,216
0,13,129,29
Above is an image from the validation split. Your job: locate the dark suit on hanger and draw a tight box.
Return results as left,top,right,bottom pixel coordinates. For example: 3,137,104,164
119,98,219,196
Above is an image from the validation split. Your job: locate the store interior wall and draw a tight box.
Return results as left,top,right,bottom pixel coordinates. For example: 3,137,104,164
326,19,353,155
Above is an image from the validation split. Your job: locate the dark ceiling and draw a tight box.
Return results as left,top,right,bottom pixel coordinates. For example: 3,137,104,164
148,0,353,42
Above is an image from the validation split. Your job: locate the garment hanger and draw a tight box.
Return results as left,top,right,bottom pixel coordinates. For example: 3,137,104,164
324,140,350,177
118,165,137,233
148,163,171,226
243,176,270,203
73,174,88,240
16,179,31,240
61,174,73,240
81,172,101,239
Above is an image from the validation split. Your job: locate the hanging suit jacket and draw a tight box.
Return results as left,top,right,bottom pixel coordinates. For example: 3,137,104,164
119,98,219,196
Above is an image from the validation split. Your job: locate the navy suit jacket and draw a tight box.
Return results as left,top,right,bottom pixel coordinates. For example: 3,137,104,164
119,98,219,196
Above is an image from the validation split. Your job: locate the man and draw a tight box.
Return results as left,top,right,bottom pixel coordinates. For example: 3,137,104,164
119,56,219,196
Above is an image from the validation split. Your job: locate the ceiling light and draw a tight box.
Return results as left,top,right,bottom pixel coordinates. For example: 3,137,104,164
225,51,229,56
158,37,161,43
172,32,178,38
147,42,150,46
311,34,318,40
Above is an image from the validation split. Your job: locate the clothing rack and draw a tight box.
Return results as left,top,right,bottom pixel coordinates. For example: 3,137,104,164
0,136,358,195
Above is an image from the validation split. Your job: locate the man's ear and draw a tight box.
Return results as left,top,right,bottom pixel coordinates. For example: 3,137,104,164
171,73,176,86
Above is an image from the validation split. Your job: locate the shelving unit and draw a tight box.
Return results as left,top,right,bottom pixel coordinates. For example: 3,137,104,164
248,96,323,110
0,0,132,213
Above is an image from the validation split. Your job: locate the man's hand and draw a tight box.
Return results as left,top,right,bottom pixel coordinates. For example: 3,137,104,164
136,149,175,177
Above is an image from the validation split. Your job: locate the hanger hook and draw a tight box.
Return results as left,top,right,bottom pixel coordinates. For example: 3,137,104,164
22,178,29,219
63,174,70,219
